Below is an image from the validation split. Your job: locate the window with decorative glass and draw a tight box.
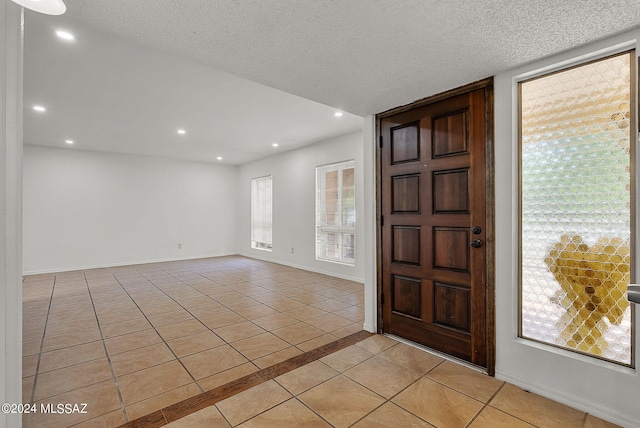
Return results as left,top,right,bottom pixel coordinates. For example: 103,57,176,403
251,175,272,251
316,160,355,264
519,51,634,365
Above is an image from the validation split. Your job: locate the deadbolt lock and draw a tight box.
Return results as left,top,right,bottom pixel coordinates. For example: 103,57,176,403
471,239,483,248
472,226,482,234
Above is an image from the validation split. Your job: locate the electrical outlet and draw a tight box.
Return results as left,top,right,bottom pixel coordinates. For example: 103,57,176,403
291,247,295,254
178,243,182,249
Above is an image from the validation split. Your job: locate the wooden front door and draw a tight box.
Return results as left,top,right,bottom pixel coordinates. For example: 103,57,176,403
379,81,493,370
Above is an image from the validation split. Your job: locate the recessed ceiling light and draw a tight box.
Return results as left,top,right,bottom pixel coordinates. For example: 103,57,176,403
334,111,343,117
272,143,279,148
55,30,74,41
216,156,222,160
65,140,73,145
177,129,186,135
33,105,46,112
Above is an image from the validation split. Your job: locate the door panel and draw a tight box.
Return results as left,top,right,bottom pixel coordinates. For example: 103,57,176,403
392,175,420,213
391,122,420,163
433,111,468,157
380,87,489,368
433,168,469,212
392,226,421,265
434,282,470,332
433,227,469,272
392,276,422,318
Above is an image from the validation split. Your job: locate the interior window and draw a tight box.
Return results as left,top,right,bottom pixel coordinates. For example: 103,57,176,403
251,175,273,251
316,160,356,264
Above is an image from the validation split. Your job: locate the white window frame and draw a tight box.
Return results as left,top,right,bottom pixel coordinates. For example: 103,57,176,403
316,160,356,264
251,175,272,251
516,47,636,367
493,37,640,428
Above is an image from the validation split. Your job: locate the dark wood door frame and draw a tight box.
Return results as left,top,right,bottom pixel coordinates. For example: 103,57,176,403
375,77,496,375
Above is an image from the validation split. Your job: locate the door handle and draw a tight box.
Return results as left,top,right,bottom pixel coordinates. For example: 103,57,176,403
629,285,640,304
470,239,483,248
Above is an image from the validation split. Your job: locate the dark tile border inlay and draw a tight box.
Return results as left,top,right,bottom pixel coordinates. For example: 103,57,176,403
118,330,373,427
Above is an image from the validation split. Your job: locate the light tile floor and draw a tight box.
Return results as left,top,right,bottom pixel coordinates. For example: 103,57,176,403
22,255,621,428
165,335,621,428
22,256,364,427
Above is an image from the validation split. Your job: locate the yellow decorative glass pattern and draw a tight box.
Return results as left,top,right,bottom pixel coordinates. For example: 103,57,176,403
520,52,633,365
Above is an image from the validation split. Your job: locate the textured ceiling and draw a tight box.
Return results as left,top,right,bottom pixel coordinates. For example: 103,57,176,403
23,1,640,164
59,0,640,116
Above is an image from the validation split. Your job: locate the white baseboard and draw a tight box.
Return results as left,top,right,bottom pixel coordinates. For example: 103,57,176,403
23,253,366,286
495,369,633,428
238,251,365,283
22,252,238,275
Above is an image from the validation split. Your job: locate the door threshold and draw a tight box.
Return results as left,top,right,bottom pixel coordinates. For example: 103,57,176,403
383,333,489,376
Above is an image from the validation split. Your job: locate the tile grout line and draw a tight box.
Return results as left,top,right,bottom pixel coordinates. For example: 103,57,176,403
97,264,291,415
270,358,344,426
461,382,534,428
140,267,290,385
27,273,121,426
161,270,287,367
24,274,57,428
273,347,383,428
311,347,386,427
391,357,450,425
134,270,219,376
580,412,589,428
108,271,207,414
291,396,335,427
219,337,441,428
420,358,501,404
292,340,505,428
149,264,358,374
82,271,129,425
380,334,528,426
463,379,505,427
217,409,234,428
23,258,365,427
116,330,373,428
136,266,280,368
103,264,328,415
333,343,444,428
464,399,491,426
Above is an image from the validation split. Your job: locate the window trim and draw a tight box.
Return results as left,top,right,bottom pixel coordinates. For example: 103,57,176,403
250,175,273,251
315,160,356,265
516,47,637,367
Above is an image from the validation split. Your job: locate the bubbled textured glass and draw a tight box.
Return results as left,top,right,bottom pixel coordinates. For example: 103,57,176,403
520,52,632,365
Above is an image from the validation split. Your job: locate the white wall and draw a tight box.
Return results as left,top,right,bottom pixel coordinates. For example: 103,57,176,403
1,2,22,427
494,30,640,427
362,116,377,333
23,145,238,273
237,131,365,282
